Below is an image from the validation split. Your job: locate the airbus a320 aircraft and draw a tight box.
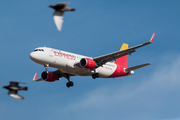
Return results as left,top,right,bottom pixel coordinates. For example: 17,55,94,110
30,33,155,88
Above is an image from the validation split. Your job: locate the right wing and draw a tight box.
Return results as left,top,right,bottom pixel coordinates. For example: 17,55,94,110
93,33,155,67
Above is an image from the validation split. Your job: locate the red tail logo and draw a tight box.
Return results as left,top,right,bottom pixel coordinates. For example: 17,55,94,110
108,43,129,78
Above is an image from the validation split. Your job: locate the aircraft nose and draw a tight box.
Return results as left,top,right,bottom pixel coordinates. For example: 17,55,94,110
29,52,38,61
29,52,34,60
29,51,43,63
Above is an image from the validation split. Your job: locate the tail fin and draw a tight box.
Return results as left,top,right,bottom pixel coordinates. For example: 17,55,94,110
114,43,128,68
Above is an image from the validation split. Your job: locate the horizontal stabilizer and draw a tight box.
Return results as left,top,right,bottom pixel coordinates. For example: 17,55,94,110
125,63,151,72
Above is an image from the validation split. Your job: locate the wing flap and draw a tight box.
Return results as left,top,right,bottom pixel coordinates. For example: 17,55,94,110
93,33,155,66
95,49,136,66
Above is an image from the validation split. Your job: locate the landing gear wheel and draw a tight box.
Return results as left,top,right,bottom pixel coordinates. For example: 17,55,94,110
66,82,70,88
66,81,74,88
92,74,96,79
70,81,74,86
95,73,99,78
92,73,99,79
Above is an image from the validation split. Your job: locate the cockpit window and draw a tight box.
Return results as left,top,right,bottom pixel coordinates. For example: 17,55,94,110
34,49,44,52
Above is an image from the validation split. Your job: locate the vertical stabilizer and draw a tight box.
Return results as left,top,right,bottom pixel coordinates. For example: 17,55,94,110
114,43,128,68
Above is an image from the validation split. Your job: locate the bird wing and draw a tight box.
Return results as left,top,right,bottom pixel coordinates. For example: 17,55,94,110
8,90,24,100
9,81,19,86
57,3,68,8
53,11,64,31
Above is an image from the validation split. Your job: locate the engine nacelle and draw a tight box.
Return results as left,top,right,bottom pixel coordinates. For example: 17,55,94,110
80,58,97,69
41,71,58,82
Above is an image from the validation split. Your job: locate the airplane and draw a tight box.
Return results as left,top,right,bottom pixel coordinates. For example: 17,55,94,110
30,33,155,88
49,2,75,31
3,81,28,99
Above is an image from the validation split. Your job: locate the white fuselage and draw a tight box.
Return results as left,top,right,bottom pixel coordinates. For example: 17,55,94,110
30,47,117,78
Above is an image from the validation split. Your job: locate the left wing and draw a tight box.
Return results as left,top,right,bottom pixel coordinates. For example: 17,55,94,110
33,72,43,81
8,90,24,100
93,33,155,67
33,70,74,81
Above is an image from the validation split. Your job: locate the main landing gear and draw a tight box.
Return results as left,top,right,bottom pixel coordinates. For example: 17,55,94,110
92,73,99,79
44,64,74,88
66,81,74,88
64,73,74,88
92,69,99,79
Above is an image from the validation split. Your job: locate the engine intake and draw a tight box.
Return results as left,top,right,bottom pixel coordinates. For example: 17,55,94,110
41,71,58,82
80,58,97,69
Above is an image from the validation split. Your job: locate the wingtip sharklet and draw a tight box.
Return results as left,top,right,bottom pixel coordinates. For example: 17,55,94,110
150,33,155,42
33,73,37,81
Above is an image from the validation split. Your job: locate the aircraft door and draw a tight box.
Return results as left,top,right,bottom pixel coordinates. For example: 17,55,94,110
49,50,54,57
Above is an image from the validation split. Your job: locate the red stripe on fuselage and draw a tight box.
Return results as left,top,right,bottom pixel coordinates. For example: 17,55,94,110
108,55,129,78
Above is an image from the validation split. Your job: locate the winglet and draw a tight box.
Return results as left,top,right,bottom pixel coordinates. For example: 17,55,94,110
33,73,37,81
150,33,155,42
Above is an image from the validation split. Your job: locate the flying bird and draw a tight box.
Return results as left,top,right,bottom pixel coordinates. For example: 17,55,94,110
3,81,28,100
49,2,75,31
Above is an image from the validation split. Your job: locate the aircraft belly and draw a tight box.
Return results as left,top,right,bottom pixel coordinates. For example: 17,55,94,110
97,65,116,78
65,65,92,76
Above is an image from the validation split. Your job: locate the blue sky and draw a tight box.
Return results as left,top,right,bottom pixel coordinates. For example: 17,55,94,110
0,0,180,120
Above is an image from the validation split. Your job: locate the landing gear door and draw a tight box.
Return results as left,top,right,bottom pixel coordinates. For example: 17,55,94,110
49,50,54,57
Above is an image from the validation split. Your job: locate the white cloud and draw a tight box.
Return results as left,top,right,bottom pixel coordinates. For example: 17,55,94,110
66,55,180,120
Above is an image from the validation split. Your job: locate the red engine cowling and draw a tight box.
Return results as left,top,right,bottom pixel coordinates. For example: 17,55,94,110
41,71,58,82
80,58,97,69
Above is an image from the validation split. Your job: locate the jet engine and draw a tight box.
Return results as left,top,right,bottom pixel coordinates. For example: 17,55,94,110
41,71,58,82
80,58,97,69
